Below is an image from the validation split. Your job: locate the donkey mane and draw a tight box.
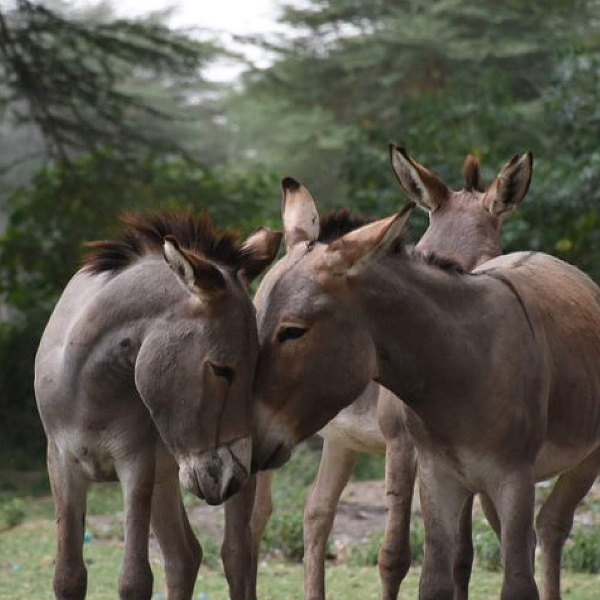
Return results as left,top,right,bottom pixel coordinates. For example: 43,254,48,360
318,209,373,243
318,208,464,273
83,211,246,275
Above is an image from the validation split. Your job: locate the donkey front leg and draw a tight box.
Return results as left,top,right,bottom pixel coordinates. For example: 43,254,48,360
488,468,539,600
304,439,357,600
535,446,600,600
379,434,416,600
250,470,275,596
151,447,201,600
116,446,155,600
452,495,474,600
223,474,257,600
48,441,89,600
417,454,470,600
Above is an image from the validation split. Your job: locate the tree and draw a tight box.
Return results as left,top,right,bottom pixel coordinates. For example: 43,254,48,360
0,0,222,173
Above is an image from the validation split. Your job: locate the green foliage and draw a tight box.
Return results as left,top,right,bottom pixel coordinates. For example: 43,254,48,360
270,445,321,509
473,519,502,572
347,532,382,567
263,510,305,562
410,517,425,565
564,526,600,574
201,537,222,570
352,454,385,481
0,495,26,531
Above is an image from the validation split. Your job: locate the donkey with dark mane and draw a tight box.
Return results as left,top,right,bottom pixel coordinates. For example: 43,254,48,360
222,147,532,600
252,180,600,600
35,212,280,600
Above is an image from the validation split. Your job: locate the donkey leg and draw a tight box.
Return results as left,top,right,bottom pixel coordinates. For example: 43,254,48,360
379,435,416,600
535,447,600,600
417,454,470,600
488,468,539,600
452,495,474,600
249,470,275,598
116,447,155,600
151,450,201,600
223,474,257,600
304,439,357,600
48,441,89,600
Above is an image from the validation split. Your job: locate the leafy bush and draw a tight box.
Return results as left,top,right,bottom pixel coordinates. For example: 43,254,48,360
201,537,221,570
410,517,425,565
263,510,305,562
473,520,501,571
352,454,385,482
564,526,600,573
0,496,26,531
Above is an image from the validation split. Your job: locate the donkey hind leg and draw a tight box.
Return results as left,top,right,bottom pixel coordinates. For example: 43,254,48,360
250,470,275,598
488,468,539,600
48,441,89,600
379,435,417,600
151,452,201,600
417,454,470,600
535,446,600,600
304,439,357,600
116,446,155,600
222,474,257,600
451,495,474,600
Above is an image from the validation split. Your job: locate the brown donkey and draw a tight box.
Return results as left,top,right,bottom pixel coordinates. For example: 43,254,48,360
252,183,600,600
34,212,281,600
222,147,532,600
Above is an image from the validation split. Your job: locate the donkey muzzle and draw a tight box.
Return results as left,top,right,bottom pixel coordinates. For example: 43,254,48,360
179,436,251,505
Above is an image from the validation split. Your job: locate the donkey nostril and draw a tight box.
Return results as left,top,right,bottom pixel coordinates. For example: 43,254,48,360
207,463,220,484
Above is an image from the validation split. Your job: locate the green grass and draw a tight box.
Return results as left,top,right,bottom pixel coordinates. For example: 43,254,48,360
1,518,599,599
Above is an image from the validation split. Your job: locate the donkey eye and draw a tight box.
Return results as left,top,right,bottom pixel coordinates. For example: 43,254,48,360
277,326,308,343
209,363,235,385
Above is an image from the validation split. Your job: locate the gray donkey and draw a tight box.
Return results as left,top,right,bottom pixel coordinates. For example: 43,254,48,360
222,147,532,600
35,212,281,600
252,181,600,600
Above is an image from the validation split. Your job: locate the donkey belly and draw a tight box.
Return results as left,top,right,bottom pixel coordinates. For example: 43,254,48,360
317,383,385,454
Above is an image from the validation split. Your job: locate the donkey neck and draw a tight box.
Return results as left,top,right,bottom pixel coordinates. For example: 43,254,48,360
353,255,497,414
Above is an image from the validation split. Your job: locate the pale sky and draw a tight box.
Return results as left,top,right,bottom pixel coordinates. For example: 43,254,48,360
109,0,292,80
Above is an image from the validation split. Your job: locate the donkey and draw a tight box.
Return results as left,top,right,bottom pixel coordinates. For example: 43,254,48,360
221,147,531,600
34,212,281,600
252,182,600,600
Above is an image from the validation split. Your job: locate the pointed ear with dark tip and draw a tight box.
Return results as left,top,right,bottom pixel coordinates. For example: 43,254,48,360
163,235,226,298
322,202,415,277
463,154,484,192
484,152,533,217
281,177,320,252
389,145,450,212
239,227,283,282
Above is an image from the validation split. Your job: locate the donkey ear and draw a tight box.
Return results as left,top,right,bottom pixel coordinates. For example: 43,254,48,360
323,203,415,276
239,227,283,283
390,145,449,212
281,177,320,252
163,235,226,297
462,154,484,192
484,152,533,217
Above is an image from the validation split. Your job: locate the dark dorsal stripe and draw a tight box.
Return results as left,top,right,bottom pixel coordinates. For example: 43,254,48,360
83,211,245,275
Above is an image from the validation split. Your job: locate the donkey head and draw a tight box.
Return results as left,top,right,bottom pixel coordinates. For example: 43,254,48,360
252,182,412,469
134,225,281,504
390,145,533,270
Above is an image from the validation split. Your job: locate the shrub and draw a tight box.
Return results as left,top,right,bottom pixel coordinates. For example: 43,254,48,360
0,496,26,531
564,526,600,573
263,510,305,562
473,520,501,571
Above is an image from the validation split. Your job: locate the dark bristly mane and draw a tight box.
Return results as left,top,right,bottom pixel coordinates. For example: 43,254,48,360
83,211,245,275
412,249,465,273
318,209,373,243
